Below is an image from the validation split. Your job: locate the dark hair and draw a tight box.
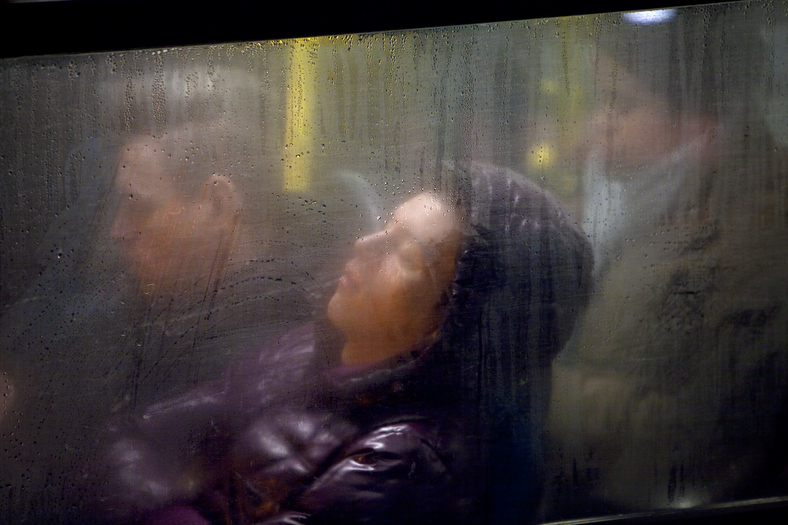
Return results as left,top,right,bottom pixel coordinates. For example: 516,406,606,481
440,161,593,523
444,161,592,369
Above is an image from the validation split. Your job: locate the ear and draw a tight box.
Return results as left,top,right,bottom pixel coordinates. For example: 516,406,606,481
200,174,242,220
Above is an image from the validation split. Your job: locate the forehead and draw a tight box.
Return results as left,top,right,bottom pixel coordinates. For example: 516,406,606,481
392,193,458,245
115,137,178,197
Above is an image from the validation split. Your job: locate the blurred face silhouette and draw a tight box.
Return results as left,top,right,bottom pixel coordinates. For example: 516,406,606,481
327,193,461,361
111,136,236,297
588,52,716,170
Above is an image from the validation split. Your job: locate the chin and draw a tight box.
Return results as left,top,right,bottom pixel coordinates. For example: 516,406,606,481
326,292,345,328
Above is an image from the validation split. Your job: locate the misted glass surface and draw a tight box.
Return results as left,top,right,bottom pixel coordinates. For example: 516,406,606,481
2,2,788,524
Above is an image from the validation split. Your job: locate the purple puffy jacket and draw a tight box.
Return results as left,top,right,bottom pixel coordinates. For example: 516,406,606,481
91,323,477,525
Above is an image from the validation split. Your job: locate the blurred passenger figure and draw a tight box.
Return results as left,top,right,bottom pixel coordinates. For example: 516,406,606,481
89,162,593,525
105,117,381,399
0,59,378,523
546,5,788,518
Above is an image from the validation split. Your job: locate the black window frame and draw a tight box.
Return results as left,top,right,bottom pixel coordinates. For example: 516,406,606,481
0,0,716,59
2,1,787,523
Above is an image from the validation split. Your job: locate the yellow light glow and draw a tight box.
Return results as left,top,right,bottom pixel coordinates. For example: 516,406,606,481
284,38,319,192
528,142,554,170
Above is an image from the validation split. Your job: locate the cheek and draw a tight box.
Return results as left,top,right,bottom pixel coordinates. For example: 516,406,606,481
368,283,406,320
373,269,439,322
137,210,179,253
127,206,196,281
335,272,406,324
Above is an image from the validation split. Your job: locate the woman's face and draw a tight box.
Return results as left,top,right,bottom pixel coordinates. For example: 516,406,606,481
327,193,461,355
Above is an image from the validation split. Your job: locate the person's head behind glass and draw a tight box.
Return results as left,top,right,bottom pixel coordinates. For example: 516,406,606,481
328,162,592,365
582,8,759,171
103,55,276,305
328,192,462,367
110,121,251,300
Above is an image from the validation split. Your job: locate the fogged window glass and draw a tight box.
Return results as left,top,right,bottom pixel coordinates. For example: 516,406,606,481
1,2,787,524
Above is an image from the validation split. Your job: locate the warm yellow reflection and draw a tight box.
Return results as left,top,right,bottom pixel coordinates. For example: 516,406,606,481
284,38,321,192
